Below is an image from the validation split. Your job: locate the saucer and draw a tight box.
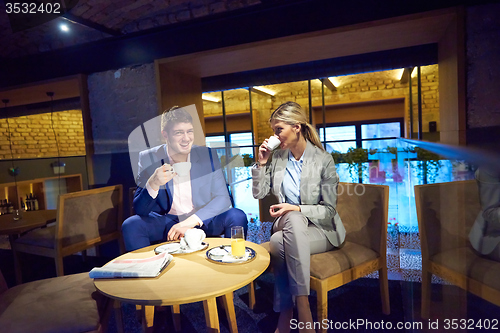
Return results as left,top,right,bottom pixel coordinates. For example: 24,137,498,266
155,242,208,255
206,246,256,264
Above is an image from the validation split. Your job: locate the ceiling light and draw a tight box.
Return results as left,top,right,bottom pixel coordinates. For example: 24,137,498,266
396,68,405,80
60,24,69,32
252,86,275,96
202,95,220,103
328,77,342,87
411,67,417,78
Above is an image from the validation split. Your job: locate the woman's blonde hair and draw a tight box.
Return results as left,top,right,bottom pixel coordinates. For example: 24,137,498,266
269,101,324,150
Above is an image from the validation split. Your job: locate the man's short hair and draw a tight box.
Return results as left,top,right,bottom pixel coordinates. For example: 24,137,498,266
161,106,193,134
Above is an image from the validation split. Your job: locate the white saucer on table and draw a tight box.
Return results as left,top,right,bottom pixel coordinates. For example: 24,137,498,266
155,242,208,255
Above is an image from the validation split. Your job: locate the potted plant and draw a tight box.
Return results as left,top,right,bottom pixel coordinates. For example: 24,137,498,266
332,147,370,183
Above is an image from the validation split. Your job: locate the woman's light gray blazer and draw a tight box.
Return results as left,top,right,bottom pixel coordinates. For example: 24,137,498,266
252,140,346,247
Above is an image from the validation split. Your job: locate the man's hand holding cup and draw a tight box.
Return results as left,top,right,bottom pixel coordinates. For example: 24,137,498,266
147,163,176,191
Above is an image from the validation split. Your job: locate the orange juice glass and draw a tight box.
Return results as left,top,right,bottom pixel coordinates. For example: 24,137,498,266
231,226,245,258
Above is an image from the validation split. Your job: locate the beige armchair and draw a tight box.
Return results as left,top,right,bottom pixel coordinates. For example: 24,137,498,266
259,183,390,332
415,180,500,318
12,185,124,283
309,183,390,331
0,269,111,333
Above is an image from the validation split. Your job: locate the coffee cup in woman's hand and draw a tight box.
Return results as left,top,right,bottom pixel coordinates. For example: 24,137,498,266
266,136,281,150
258,136,280,165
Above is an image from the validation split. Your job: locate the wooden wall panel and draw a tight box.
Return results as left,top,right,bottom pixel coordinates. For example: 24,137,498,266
205,113,252,135
312,98,404,125
438,8,466,145
156,63,205,145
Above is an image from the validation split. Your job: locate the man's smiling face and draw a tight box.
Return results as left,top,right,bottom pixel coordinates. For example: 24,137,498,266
163,121,194,157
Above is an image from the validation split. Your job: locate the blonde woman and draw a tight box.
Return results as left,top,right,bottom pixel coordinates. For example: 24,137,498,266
252,101,345,333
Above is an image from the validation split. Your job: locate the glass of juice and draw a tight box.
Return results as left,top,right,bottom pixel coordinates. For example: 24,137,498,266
231,226,245,259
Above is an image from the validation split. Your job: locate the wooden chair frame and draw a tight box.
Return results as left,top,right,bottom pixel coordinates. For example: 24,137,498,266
12,185,124,282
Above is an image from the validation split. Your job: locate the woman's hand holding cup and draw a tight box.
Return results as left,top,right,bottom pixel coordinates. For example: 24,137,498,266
258,135,280,165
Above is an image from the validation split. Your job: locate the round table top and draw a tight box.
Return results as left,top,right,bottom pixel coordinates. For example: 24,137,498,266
0,210,56,235
93,238,270,306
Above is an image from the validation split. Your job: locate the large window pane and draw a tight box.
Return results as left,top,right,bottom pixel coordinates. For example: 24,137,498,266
205,135,225,146
205,135,225,162
229,132,254,157
319,125,356,141
324,141,356,153
362,139,398,150
361,122,401,139
229,132,252,145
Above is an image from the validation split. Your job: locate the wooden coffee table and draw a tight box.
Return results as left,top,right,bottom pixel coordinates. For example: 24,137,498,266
0,210,56,240
93,238,270,333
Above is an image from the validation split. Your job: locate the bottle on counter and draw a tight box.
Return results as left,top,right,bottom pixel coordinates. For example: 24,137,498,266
26,194,31,211
20,197,25,211
33,194,39,211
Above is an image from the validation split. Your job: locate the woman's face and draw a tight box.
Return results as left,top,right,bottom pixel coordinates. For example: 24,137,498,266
270,120,301,149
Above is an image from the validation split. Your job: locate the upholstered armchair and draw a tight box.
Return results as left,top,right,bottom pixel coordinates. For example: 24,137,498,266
12,185,124,283
415,180,500,318
0,269,111,333
259,182,390,332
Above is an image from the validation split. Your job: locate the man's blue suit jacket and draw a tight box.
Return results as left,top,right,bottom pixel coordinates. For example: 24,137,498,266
133,144,232,223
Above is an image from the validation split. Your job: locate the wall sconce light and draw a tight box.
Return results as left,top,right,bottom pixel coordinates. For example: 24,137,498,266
8,167,19,177
51,161,66,174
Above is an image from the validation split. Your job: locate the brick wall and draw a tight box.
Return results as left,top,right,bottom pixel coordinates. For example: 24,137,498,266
203,65,440,144
0,110,86,159
467,3,500,128
88,63,158,154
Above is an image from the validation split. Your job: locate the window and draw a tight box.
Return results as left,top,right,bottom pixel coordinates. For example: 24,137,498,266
318,119,403,153
319,125,356,153
206,132,259,222
361,122,401,150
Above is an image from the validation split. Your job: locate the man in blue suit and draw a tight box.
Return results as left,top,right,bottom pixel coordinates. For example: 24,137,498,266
122,106,247,251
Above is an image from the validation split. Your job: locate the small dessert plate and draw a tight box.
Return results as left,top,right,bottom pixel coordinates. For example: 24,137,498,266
155,242,208,255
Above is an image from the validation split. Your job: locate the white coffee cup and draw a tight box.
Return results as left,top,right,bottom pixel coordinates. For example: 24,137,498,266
266,136,281,150
181,228,206,250
172,162,191,177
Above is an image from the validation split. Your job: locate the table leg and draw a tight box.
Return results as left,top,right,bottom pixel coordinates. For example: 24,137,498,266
248,281,256,310
203,297,220,333
171,304,181,332
221,292,238,333
113,300,124,333
141,305,155,333
135,304,142,322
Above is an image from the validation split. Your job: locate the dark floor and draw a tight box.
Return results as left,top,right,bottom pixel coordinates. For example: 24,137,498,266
1,244,499,332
